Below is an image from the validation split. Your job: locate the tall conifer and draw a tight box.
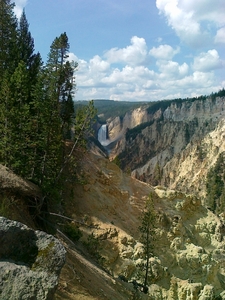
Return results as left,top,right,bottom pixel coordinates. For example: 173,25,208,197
0,0,18,78
46,32,78,139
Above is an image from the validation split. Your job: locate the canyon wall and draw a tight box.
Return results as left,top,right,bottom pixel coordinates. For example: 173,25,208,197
59,152,225,300
105,96,225,198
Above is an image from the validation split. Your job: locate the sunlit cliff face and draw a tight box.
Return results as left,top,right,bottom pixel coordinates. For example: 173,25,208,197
102,97,225,198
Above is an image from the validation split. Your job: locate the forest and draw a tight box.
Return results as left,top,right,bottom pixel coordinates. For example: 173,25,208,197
0,0,96,214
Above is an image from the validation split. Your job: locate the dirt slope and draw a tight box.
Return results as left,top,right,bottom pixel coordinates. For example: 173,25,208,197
54,152,152,299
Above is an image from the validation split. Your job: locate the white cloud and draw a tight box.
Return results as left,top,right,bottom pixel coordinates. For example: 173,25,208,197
104,36,148,66
192,50,224,72
90,55,110,72
102,65,155,85
69,36,223,101
14,0,28,18
180,0,225,26
149,44,180,60
157,60,189,78
156,0,225,48
215,27,225,44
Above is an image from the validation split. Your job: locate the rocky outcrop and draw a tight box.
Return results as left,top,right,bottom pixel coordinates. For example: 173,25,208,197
88,188,225,299
107,106,151,141
60,152,225,299
0,164,41,199
0,217,66,300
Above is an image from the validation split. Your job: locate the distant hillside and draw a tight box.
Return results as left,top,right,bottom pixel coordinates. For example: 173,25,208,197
74,100,149,123
74,90,225,124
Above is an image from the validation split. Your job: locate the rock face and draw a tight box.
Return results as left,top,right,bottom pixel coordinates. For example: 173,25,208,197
59,152,225,299
88,188,225,299
0,217,66,300
106,96,225,198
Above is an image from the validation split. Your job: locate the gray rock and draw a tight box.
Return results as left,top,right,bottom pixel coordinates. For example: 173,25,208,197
0,217,66,300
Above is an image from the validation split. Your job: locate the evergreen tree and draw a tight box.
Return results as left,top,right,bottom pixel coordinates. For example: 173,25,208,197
46,32,78,139
139,193,156,290
0,61,33,176
0,6,97,216
0,0,18,79
0,3,41,178
17,10,34,65
17,10,41,94
206,152,225,213
0,71,12,165
32,70,62,194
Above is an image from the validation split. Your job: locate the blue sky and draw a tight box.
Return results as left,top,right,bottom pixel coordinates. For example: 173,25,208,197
14,0,225,101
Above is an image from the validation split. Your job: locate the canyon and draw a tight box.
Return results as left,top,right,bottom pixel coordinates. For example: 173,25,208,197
55,150,225,299
99,95,225,200
1,93,225,299
55,93,225,299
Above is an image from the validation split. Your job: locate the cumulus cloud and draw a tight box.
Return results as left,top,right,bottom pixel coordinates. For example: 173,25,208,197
192,50,224,72
69,35,223,102
101,65,155,87
149,44,180,60
157,60,189,78
156,0,225,48
89,55,110,72
104,36,148,66
14,0,28,18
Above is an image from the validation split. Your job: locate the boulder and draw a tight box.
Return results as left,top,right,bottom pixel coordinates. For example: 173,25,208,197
0,164,41,198
0,217,66,300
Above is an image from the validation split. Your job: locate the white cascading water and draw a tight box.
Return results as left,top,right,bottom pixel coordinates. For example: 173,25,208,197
98,124,110,146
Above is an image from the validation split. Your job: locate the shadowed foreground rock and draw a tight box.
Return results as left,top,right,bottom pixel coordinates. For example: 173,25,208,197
0,217,66,300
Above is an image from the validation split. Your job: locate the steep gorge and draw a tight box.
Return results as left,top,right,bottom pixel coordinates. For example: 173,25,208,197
103,96,225,200
1,94,225,300
55,152,225,300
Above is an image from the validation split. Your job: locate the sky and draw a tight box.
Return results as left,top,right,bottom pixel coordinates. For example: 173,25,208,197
14,0,225,102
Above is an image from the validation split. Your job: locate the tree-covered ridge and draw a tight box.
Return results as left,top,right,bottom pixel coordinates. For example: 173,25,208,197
124,90,225,142
74,100,149,123
0,0,96,214
86,89,225,124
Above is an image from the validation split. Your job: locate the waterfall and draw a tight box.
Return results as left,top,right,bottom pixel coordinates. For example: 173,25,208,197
98,124,110,146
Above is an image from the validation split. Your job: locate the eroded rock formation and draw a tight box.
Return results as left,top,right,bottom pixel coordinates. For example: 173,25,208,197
105,96,225,198
58,152,225,299
85,188,225,299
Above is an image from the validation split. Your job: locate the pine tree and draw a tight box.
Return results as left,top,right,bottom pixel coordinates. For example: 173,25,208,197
0,3,41,177
17,10,41,95
17,10,34,66
46,32,78,139
0,71,12,165
32,69,62,194
0,61,33,176
139,193,156,290
0,0,18,79
0,9,97,216
8,61,31,175
206,152,225,213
